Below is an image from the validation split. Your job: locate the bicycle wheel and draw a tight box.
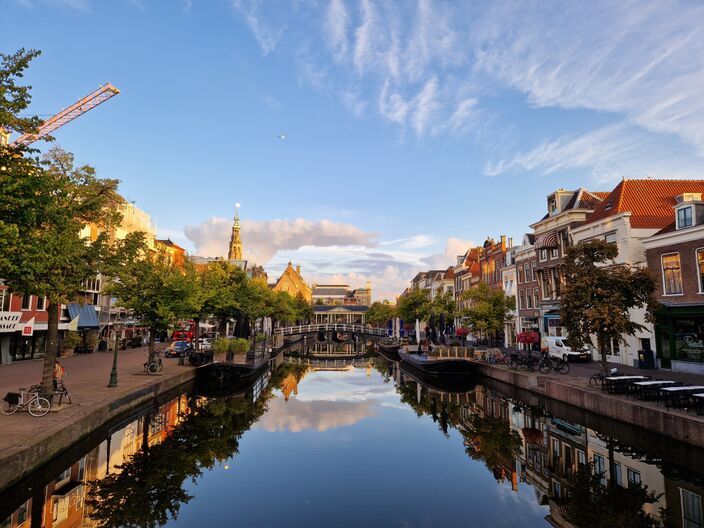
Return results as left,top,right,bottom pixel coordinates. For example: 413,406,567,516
1,399,19,415
556,361,570,375
28,396,51,417
589,373,602,386
147,362,160,375
539,360,553,374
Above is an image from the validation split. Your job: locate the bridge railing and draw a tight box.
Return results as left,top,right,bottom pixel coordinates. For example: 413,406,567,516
275,323,386,337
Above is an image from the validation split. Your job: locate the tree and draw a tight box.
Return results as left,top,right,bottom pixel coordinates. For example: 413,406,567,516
366,301,396,327
109,238,200,362
428,290,456,333
461,283,515,344
561,239,656,372
396,288,430,323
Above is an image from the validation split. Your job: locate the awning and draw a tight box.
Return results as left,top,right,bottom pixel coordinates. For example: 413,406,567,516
535,231,559,249
67,303,100,329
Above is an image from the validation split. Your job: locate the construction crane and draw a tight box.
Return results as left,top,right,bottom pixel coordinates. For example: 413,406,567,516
9,83,120,148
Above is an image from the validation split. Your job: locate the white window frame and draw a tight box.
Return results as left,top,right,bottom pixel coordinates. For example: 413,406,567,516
627,468,641,485
696,247,704,294
662,252,684,296
20,294,32,311
539,249,547,262
36,296,46,311
681,488,703,528
0,289,10,312
678,206,694,229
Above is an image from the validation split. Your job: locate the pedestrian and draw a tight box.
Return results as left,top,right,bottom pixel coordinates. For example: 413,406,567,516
53,359,66,390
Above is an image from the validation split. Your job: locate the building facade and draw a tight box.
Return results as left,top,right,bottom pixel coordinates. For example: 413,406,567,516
273,262,312,302
515,233,540,341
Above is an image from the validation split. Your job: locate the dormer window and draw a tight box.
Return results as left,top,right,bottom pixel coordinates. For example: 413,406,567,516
677,206,693,229
548,197,557,216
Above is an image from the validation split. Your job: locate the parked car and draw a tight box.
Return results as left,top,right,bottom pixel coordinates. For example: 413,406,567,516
165,340,192,358
198,338,213,351
541,336,591,362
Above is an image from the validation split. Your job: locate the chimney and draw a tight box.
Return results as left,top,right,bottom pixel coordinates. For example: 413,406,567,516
508,237,513,248
296,265,301,275
500,235,507,248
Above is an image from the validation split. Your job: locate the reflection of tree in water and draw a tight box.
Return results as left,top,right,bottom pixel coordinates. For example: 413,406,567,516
559,462,665,528
368,356,392,383
87,365,298,528
462,413,521,477
394,380,462,437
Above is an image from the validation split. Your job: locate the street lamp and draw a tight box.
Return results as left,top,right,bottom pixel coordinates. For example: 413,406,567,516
108,299,119,387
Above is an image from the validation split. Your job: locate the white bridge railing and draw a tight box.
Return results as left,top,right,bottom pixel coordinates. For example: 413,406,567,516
275,324,386,337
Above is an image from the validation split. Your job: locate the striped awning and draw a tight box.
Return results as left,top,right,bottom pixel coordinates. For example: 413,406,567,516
535,231,559,249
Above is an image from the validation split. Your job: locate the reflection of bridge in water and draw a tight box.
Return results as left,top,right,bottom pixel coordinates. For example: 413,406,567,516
285,355,373,369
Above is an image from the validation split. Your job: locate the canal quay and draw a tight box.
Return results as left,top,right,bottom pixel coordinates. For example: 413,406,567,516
2,344,704,528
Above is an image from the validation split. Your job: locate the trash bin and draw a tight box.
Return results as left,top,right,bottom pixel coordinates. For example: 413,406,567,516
638,349,656,369
98,339,108,352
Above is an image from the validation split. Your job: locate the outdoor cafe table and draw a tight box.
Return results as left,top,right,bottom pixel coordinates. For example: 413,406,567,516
632,380,678,400
659,385,704,409
692,394,704,415
602,375,649,394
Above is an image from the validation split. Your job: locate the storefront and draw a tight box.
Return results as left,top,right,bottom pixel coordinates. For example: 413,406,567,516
655,305,704,373
543,311,564,337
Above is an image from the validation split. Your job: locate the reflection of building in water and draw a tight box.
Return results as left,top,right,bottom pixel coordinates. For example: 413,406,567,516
308,342,367,356
1,394,189,528
281,368,309,401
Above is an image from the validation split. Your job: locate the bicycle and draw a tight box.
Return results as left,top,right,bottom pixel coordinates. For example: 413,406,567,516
144,351,164,375
589,367,619,386
1,387,52,416
536,352,570,375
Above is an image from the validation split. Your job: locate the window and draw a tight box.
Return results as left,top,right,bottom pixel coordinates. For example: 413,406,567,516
550,247,559,259
697,249,704,294
534,288,540,309
594,454,606,485
627,468,641,485
539,249,547,262
531,261,536,281
524,263,530,283
518,265,525,284
519,290,525,310
553,480,562,498
681,489,703,528
36,296,46,311
577,450,586,466
21,295,31,310
662,253,683,295
605,232,617,245
678,206,694,229
526,290,532,309
17,502,28,524
614,463,623,487
0,290,10,312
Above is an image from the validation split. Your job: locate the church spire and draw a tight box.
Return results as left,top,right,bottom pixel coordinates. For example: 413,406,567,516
228,203,242,261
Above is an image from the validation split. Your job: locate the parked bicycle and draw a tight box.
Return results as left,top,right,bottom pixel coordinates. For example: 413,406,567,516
589,367,619,386
509,350,540,371
1,387,52,416
537,352,570,375
144,350,164,375
487,349,511,365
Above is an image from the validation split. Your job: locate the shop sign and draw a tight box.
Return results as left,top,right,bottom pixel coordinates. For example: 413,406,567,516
18,317,35,336
0,312,22,332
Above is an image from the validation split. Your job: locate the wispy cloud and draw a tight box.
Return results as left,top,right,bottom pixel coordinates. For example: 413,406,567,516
486,121,704,183
230,0,285,56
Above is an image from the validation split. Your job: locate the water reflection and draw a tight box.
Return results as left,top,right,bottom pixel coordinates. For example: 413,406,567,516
1,354,704,527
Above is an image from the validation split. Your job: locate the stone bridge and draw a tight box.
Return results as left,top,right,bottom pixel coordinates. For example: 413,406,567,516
275,324,386,338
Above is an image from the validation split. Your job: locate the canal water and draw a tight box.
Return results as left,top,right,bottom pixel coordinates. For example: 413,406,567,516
2,352,704,527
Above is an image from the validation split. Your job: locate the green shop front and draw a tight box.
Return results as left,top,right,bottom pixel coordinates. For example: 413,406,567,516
654,304,704,373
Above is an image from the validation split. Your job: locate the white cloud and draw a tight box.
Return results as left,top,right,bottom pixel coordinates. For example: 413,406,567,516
230,0,285,56
325,0,349,62
486,121,704,183
255,397,376,432
184,217,377,263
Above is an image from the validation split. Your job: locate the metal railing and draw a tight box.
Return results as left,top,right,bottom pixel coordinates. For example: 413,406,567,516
275,324,387,336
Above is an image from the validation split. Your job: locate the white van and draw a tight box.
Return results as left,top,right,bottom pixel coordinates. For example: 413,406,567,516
541,336,591,362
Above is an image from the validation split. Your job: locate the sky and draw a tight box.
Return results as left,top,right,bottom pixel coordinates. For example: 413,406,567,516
3,0,704,300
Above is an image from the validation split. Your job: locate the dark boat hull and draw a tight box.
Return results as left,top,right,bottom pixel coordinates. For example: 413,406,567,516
399,361,477,393
398,350,475,374
377,343,401,361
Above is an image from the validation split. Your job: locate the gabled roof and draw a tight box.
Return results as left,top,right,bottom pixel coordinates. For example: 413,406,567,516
586,179,704,229
443,267,455,280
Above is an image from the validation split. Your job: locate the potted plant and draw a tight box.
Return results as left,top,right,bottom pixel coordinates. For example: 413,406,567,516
230,338,250,356
61,331,81,357
212,337,229,361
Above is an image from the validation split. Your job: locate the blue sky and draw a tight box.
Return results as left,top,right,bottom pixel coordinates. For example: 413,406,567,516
3,0,704,299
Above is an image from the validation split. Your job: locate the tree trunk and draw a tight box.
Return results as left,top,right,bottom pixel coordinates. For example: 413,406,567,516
148,327,156,363
193,317,200,352
41,301,60,394
598,332,608,376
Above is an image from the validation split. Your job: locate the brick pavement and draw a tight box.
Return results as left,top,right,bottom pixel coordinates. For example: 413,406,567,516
0,346,198,487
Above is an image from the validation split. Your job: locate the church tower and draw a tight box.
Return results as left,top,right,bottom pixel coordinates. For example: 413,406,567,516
227,205,243,261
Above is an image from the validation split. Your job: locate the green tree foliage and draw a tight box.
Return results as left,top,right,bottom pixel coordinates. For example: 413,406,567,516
562,462,665,528
366,301,396,327
561,239,656,369
462,413,522,475
109,237,200,362
428,290,456,323
0,48,43,141
396,288,430,322
460,283,515,341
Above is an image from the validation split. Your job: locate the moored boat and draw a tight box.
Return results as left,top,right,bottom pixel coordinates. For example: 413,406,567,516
398,349,475,374
377,342,401,361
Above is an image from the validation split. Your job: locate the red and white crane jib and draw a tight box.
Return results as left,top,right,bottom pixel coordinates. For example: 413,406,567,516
10,83,120,148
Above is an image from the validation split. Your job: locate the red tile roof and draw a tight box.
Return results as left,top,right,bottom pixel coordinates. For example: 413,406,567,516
585,179,704,229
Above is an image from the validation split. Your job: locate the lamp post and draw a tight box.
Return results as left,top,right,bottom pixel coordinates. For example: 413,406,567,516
108,299,119,387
